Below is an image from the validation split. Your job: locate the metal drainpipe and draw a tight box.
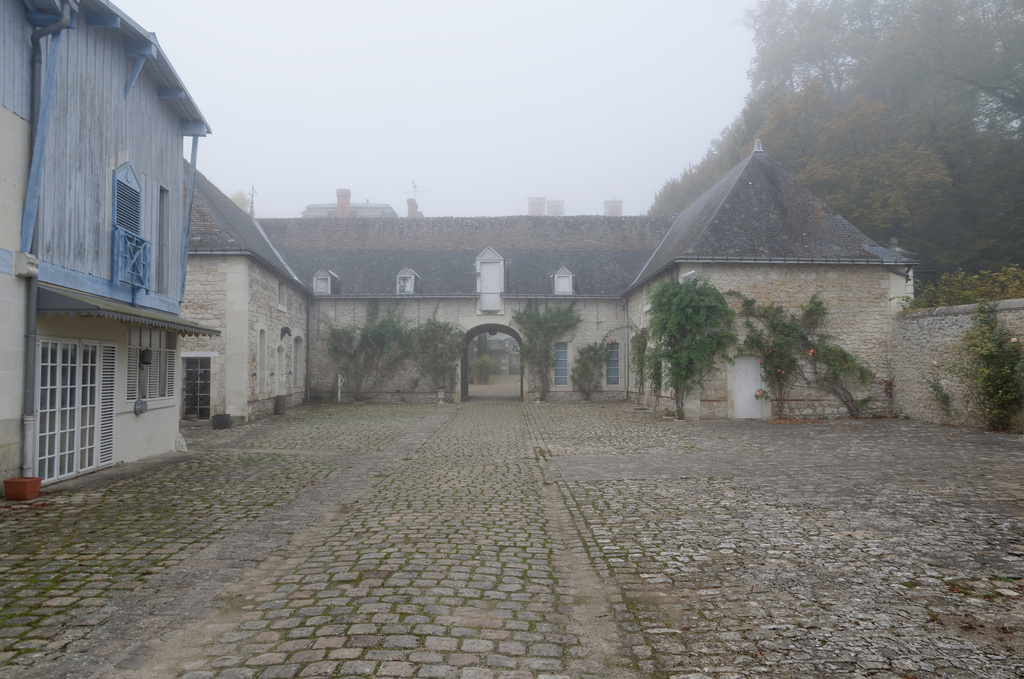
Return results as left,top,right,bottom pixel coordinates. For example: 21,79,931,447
304,294,311,402
624,297,630,398
21,1,75,478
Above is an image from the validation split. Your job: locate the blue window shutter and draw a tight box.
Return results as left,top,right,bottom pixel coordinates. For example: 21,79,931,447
113,164,141,233
111,164,150,289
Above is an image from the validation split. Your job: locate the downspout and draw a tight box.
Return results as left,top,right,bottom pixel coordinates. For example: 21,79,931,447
21,1,76,478
624,296,630,399
180,136,200,301
304,293,311,402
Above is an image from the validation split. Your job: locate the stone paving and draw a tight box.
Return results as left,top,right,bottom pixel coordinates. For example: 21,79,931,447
0,399,1022,678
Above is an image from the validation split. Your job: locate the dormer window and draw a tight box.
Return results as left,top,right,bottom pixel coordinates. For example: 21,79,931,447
312,269,337,296
475,247,504,312
396,268,419,294
553,266,574,295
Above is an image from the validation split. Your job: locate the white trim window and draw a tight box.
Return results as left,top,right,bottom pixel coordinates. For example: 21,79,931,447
476,247,504,312
127,328,177,401
605,341,620,386
396,268,419,294
554,342,568,386
312,269,337,296
553,266,574,295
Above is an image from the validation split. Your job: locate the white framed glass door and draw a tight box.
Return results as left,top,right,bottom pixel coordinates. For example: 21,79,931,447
37,339,115,483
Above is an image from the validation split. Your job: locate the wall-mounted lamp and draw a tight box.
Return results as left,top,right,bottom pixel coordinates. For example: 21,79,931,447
281,327,292,339
139,348,153,365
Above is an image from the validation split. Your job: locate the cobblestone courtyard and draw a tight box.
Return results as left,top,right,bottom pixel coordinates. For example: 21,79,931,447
1,400,1022,678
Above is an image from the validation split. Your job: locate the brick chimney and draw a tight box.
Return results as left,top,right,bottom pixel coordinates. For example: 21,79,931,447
604,200,623,217
527,197,546,216
336,189,351,218
407,198,422,218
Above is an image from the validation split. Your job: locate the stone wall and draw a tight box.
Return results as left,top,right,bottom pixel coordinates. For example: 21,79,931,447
308,295,629,402
246,260,309,421
181,257,229,417
893,299,1024,429
625,262,908,418
182,256,308,423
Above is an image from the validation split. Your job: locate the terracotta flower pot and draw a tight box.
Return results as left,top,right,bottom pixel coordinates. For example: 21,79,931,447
4,477,41,501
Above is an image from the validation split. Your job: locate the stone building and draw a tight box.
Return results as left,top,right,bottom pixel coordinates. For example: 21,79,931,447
624,143,914,418
180,169,308,424
185,143,913,418
258,214,672,402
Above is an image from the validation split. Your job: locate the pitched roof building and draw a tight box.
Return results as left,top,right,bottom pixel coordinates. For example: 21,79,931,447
184,143,915,417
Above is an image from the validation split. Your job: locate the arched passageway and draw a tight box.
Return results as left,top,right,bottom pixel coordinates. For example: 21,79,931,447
461,324,524,402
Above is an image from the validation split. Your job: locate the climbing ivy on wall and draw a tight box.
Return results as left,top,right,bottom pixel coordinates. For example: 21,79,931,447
324,302,410,401
953,303,1024,431
731,292,875,418
647,276,737,416
512,301,581,400
410,316,464,394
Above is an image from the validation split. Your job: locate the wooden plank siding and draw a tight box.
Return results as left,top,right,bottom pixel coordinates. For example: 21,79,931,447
28,15,186,301
0,1,33,118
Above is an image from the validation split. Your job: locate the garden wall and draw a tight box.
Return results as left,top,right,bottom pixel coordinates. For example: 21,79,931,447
893,298,1024,429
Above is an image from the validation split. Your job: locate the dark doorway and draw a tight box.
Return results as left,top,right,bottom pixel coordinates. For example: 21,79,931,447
461,324,523,401
183,357,211,419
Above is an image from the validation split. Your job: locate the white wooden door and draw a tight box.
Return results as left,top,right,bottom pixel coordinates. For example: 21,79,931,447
733,355,765,419
480,261,501,310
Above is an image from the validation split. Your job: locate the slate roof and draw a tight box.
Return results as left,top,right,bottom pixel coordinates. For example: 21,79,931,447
278,248,655,297
630,147,915,290
187,166,301,285
259,216,673,298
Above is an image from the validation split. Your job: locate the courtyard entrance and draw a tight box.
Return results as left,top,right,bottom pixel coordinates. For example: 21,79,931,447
461,323,523,401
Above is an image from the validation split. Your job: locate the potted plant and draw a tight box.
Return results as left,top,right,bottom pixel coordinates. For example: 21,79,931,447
4,476,42,501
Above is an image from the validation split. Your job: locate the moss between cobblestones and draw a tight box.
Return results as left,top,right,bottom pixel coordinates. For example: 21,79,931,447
0,451,341,667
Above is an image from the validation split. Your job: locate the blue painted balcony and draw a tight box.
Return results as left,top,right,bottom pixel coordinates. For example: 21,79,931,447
112,225,151,291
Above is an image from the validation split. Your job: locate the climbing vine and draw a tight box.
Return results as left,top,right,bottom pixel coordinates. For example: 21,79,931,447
648,276,737,416
410,316,464,394
954,303,1024,431
512,301,581,400
629,326,650,404
324,302,410,401
731,292,875,418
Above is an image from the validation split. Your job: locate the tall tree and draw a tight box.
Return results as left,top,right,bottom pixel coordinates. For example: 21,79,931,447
650,0,1024,274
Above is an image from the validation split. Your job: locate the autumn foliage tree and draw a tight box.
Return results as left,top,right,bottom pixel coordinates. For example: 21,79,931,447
651,0,1024,275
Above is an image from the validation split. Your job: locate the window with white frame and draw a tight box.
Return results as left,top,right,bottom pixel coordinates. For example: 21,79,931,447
396,268,418,294
476,247,504,311
605,341,620,386
312,269,335,296
554,342,568,386
126,328,177,401
553,267,573,295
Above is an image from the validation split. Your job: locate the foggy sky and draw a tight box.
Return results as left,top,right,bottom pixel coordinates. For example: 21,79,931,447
112,0,757,218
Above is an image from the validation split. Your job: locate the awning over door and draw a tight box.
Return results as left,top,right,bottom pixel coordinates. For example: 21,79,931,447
37,283,220,337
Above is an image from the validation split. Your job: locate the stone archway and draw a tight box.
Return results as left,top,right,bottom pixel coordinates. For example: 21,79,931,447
461,324,525,402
